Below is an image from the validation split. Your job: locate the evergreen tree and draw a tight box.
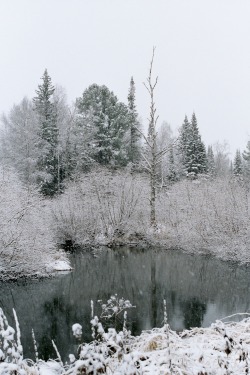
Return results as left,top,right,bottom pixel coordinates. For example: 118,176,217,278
33,69,60,195
242,141,250,180
207,145,215,177
127,77,141,166
167,143,177,183
188,113,207,175
178,113,207,177
76,84,130,167
52,86,76,180
178,115,191,176
233,149,243,176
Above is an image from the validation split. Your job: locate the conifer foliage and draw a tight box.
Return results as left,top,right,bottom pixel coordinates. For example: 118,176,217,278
207,145,216,177
233,149,243,176
33,69,61,196
242,141,250,180
178,113,207,177
127,77,141,166
76,84,130,167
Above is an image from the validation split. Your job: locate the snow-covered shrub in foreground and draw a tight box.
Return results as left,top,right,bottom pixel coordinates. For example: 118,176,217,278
0,168,68,278
2,299,250,374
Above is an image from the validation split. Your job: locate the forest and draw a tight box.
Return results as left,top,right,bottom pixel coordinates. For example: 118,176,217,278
0,62,250,279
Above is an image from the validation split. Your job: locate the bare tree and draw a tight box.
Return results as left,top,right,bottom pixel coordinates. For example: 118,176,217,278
139,48,172,228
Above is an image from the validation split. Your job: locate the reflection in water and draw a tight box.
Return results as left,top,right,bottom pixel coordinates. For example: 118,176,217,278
181,298,207,329
0,247,250,361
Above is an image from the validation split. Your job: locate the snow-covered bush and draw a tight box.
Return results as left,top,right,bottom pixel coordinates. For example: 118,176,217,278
156,177,250,260
52,169,250,262
0,168,68,278
51,168,150,246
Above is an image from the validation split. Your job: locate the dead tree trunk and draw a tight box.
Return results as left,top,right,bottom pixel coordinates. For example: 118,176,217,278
144,47,159,228
138,48,174,228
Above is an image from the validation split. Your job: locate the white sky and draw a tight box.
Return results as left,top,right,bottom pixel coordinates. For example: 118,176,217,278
1,0,250,157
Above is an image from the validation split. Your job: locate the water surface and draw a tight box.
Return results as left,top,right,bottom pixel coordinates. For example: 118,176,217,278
0,247,249,361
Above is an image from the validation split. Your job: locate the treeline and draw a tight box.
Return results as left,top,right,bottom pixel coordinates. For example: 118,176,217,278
0,69,248,196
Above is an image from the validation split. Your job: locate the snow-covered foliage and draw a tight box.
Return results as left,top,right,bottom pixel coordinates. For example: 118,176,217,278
98,294,135,320
178,113,207,177
76,84,131,167
72,324,82,339
51,168,149,246
157,177,250,262
0,168,68,278
52,168,250,263
2,301,250,374
0,97,42,185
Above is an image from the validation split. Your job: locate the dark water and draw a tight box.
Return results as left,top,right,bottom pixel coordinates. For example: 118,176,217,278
0,247,250,362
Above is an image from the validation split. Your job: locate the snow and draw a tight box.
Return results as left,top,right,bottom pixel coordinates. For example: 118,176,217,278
51,260,72,272
38,361,63,375
2,289,250,374
2,315,250,374
72,323,82,339
107,318,250,374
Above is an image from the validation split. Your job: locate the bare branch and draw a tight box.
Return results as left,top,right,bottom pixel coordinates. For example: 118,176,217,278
135,126,152,149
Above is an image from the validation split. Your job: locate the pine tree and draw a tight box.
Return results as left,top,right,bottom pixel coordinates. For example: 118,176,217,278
76,84,130,167
127,77,141,166
233,149,243,176
33,69,60,195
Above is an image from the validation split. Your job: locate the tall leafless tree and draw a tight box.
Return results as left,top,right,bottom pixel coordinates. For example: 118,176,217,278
138,48,173,227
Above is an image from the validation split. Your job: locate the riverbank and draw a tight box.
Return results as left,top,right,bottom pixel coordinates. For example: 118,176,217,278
1,310,250,374
52,169,250,266
2,167,250,280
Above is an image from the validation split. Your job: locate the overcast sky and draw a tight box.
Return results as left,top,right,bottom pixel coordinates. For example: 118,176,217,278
1,0,250,156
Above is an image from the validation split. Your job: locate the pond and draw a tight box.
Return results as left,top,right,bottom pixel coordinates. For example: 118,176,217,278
0,247,250,362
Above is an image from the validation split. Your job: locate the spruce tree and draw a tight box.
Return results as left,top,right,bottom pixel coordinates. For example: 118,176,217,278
167,143,177,183
33,69,60,195
76,84,130,167
233,149,243,176
188,113,207,175
127,77,141,166
178,113,207,177
242,141,250,180
207,145,216,177
178,115,191,176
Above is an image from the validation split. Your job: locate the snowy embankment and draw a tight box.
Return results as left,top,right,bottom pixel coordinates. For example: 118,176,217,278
1,307,250,375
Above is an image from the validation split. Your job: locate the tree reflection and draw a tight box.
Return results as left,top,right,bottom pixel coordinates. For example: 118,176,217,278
181,297,207,329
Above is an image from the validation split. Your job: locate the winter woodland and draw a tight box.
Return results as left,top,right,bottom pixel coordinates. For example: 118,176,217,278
1,56,250,373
